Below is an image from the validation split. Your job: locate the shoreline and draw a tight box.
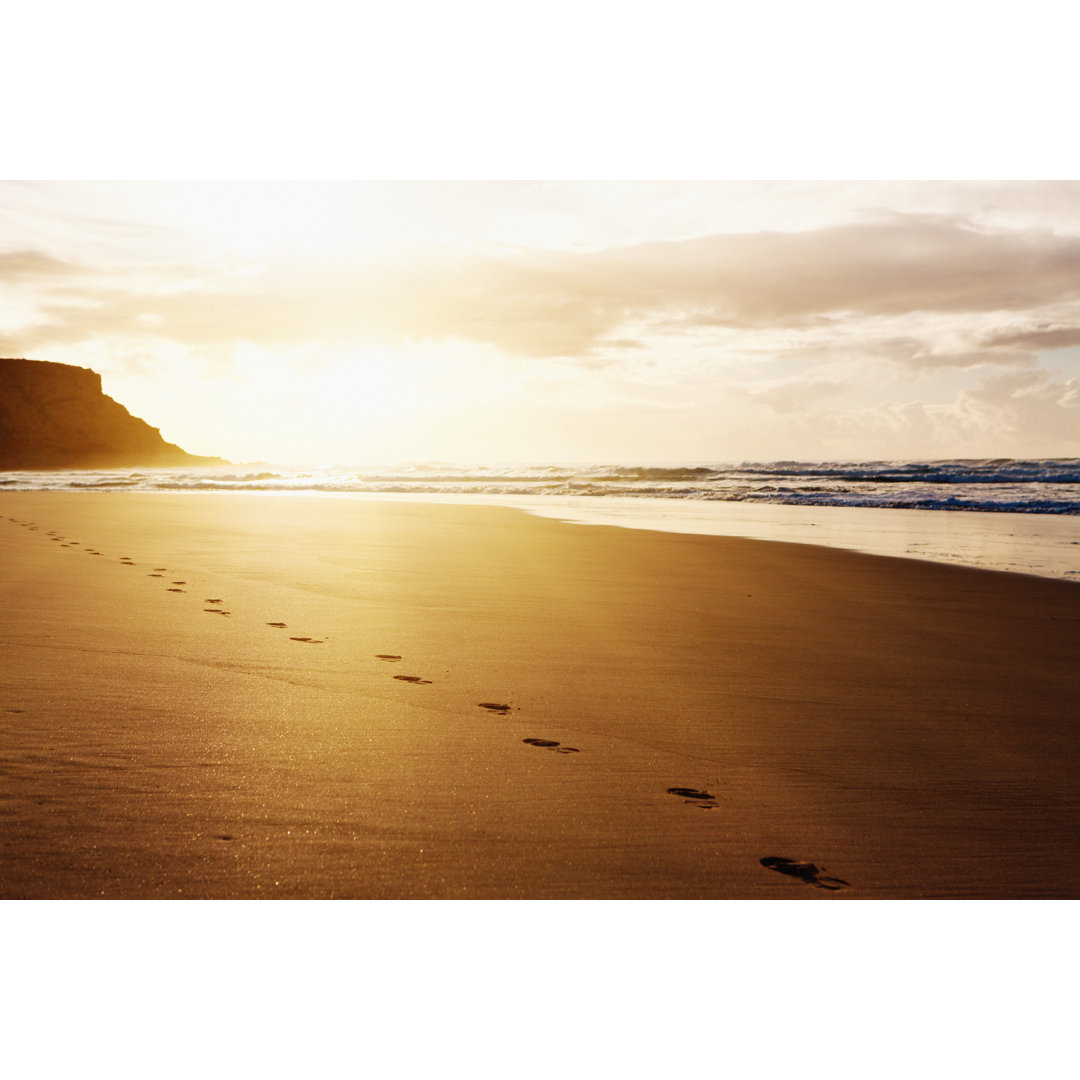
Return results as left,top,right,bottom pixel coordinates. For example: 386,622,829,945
7,485,1080,583
348,491,1080,584
3,492,1079,899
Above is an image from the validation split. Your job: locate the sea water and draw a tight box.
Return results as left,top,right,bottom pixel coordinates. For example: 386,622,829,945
3,459,1079,582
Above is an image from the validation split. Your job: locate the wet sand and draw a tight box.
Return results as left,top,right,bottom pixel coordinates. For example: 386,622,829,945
2,492,1078,898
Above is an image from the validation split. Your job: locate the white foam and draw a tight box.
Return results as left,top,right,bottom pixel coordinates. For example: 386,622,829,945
352,491,1079,582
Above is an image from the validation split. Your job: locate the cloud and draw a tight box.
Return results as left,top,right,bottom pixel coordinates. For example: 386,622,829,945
0,249,84,280
945,369,1080,454
549,213,1080,334
745,378,845,414
783,370,1080,457
901,346,1034,370
959,369,1080,438
979,324,1080,352
9,212,1080,370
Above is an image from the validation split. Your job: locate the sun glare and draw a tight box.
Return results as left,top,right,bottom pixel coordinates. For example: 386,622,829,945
176,182,355,257
314,349,413,425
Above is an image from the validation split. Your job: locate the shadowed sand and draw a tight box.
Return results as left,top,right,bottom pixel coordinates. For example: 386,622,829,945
2,493,1079,899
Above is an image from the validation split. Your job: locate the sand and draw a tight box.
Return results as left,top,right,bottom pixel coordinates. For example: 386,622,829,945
2,492,1078,899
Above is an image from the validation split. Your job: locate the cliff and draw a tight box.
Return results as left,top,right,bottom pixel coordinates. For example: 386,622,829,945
0,358,226,469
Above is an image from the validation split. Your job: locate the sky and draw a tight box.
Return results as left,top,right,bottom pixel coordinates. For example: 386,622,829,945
3,179,1080,465
4,2,1079,468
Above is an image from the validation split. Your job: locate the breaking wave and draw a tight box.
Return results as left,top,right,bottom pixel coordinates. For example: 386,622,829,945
3,458,1079,514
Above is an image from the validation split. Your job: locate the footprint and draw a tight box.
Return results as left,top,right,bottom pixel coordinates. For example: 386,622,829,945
290,637,324,644
523,738,579,753
171,581,187,585
205,598,223,604
394,675,432,684
166,588,185,593
479,702,512,715
154,568,168,572
267,622,287,628
759,856,850,891
668,786,713,800
204,609,231,616
667,786,717,808
148,573,164,577
375,654,402,661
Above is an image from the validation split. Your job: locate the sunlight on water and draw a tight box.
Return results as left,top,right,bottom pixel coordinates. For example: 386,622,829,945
3,460,1079,581
501,495,1080,583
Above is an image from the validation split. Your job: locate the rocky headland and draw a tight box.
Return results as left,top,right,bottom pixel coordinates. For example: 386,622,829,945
0,358,225,469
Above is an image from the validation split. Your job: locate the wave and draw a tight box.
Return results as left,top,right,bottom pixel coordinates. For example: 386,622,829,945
734,459,1080,485
2,459,1079,514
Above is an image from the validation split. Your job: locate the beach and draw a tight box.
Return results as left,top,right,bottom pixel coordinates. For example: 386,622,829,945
2,491,1079,899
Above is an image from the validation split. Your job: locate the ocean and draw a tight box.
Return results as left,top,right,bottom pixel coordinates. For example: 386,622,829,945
4,458,1080,582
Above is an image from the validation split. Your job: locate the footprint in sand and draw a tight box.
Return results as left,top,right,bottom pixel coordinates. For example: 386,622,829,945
290,637,324,644
267,622,287,628
171,581,187,585
204,609,231,616
375,654,402,661
478,702,512,715
204,598,223,604
166,588,185,593
523,738,579,754
759,856,850,891
668,786,718,809
154,568,168,572
148,573,164,577
394,675,432,684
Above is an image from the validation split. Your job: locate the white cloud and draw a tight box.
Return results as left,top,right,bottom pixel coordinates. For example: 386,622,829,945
10,212,1080,366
